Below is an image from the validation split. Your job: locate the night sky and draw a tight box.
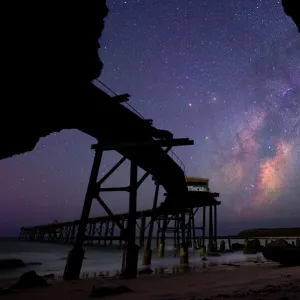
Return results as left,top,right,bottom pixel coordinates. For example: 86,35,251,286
1,0,299,236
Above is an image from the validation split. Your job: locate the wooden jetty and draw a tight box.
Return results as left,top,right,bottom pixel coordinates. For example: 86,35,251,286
20,195,220,250
19,98,219,280
20,175,220,268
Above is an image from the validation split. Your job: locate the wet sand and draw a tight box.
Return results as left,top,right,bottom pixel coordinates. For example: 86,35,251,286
1,262,300,299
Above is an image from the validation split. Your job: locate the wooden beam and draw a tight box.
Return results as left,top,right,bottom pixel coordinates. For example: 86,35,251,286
91,138,194,151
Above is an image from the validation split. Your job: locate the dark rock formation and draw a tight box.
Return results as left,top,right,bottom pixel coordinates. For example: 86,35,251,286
262,239,300,265
10,270,48,289
282,0,300,32
1,2,109,160
243,239,264,254
137,268,153,275
0,259,25,269
231,242,244,251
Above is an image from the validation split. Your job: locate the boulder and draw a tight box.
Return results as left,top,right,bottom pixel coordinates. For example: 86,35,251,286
0,1,109,161
282,0,300,32
10,270,48,289
231,243,244,251
243,239,264,254
0,259,25,269
138,268,153,275
262,239,299,265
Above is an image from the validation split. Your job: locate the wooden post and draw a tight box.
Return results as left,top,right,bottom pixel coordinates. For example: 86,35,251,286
143,181,160,266
122,161,139,278
156,218,161,249
176,214,180,247
110,221,115,245
214,204,217,247
227,237,232,251
119,219,125,248
88,223,93,245
63,147,103,281
202,206,206,248
139,216,146,247
98,221,103,245
191,209,196,249
180,212,189,264
208,204,213,252
173,218,177,248
104,221,109,246
158,215,168,257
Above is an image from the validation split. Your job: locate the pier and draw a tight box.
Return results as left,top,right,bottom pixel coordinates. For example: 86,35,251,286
19,194,220,250
20,163,220,275
19,87,221,280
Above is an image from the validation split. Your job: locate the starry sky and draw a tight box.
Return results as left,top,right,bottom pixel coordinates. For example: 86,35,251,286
0,0,299,236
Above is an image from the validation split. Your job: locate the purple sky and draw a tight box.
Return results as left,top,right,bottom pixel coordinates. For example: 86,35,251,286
1,0,299,236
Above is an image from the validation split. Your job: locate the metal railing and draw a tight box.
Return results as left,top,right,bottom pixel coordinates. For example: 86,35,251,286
169,150,186,174
93,79,187,174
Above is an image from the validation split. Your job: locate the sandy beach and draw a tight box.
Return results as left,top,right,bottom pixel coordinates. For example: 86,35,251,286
1,261,300,299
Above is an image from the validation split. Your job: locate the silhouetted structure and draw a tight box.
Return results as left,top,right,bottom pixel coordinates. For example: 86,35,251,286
1,1,298,162
282,0,300,32
19,195,220,249
1,2,196,279
20,188,221,268
2,2,109,160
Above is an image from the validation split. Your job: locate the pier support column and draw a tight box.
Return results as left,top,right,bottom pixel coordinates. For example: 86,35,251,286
143,181,160,266
191,209,196,249
202,206,206,251
139,216,146,247
63,147,103,281
227,238,232,251
158,215,167,257
208,204,214,253
179,213,189,265
122,161,139,278
213,204,217,249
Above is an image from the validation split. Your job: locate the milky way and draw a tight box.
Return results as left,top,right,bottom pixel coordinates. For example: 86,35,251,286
0,0,299,235
213,32,300,218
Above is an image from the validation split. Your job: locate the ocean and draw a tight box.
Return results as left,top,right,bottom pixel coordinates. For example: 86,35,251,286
0,237,273,280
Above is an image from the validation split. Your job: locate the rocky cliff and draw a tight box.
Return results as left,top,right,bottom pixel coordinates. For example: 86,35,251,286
282,0,300,32
0,1,298,161
1,2,108,160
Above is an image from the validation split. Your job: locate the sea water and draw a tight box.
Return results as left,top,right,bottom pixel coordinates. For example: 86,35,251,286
0,238,270,279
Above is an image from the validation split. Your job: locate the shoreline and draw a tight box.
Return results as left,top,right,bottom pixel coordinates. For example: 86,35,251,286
3,261,298,299
0,256,265,283
0,246,266,280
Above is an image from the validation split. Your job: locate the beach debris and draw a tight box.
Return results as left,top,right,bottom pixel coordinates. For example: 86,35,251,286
90,285,133,298
219,240,226,252
138,268,153,275
243,238,264,254
43,273,55,280
231,242,244,251
0,259,42,270
0,258,25,269
222,263,240,267
25,262,42,266
10,270,48,289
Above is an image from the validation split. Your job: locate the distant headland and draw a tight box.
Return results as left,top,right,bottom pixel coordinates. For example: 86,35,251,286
237,227,300,238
